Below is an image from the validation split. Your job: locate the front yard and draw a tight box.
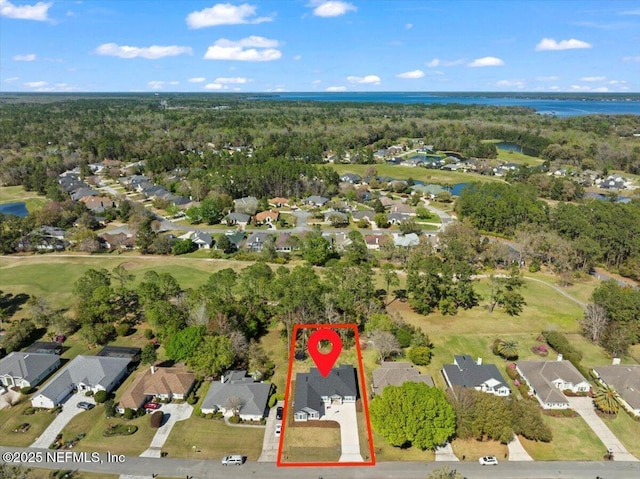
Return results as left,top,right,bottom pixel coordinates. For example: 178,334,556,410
0,400,55,447
280,425,341,463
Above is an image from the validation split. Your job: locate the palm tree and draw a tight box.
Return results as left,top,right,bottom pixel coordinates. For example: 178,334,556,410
497,339,519,360
593,384,619,415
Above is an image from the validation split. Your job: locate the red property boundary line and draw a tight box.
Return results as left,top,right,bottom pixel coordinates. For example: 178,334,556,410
276,323,376,467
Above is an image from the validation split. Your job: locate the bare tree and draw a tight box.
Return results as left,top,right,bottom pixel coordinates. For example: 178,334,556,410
229,331,249,362
372,330,401,362
225,396,244,416
580,303,610,343
188,300,209,326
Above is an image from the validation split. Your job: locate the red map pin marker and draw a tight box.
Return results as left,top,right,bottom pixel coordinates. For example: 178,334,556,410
308,329,342,377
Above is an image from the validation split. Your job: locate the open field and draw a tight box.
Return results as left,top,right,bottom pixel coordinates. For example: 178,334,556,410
330,164,503,186
0,185,47,211
520,415,606,460
281,425,341,463
0,399,56,447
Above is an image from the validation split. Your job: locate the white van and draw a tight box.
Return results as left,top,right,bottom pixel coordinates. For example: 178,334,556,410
221,455,244,466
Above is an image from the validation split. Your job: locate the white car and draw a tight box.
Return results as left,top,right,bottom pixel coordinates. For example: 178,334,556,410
479,455,498,465
275,423,282,437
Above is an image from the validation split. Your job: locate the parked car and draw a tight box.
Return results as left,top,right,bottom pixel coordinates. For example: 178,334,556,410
144,402,161,410
479,456,498,465
77,402,94,410
275,423,282,437
221,455,244,466
276,406,283,420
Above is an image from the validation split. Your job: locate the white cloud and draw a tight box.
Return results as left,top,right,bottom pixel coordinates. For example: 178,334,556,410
293,55,302,61
147,81,165,90
593,87,610,92
168,81,179,86
312,79,322,85
396,69,424,79
23,80,47,88
426,57,466,67
496,79,526,88
622,55,640,62
326,86,347,92
204,37,281,61
186,3,273,29
535,38,592,51
188,77,206,83
214,77,250,84
536,75,560,81
620,8,640,15
94,43,193,59
0,0,51,21
13,53,36,61
580,76,606,82
4,76,20,83
608,80,627,85
311,1,356,18
204,83,224,90
347,75,381,85
468,56,504,67
406,23,413,29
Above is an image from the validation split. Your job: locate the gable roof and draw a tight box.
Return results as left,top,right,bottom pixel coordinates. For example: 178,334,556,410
517,360,589,405
227,212,250,223
254,210,279,222
201,370,271,417
36,355,130,401
593,365,640,410
443,355,509,391
192,231,213,246
118,366,196,410
371,361,434,395
0,352,60,385
294,365,358,415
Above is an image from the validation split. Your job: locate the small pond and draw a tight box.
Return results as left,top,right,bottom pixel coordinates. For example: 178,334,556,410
0,202,28,217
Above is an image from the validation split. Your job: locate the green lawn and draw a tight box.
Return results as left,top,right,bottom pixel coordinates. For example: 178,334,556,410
281,425,341,463
519,415,605,460
0,399,56,447
0,185,47,212
450,438,508,462
330,164,503,186
599,411,640,459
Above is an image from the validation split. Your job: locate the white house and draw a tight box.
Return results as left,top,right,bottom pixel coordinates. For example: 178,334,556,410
0,352,60,389
516,359,590,409
442,355,511,397
592,364,640,418
201,370,272,421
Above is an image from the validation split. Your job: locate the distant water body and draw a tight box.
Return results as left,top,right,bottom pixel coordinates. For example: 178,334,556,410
271,92,640,117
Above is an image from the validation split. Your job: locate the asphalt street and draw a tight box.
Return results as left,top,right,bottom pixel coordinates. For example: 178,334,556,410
2,446,640,479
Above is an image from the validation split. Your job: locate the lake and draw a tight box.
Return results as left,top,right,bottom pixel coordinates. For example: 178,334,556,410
496,142,538,157
0,202,28,217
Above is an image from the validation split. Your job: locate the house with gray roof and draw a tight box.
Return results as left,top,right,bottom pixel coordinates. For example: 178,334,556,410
294,365,358,421
234,196,258,215
393,233,420,248
592,364,640,417
442,355,510,398
245,232,271,252
201,370,272,421
516,359,590,409
224,212,251,227
0,352,61,389
371,361,434,396
70,188,98,202
192,231,213,249
303,195,330,207
31,355,131,409
387,212,410,225
351,210,374,222
340,173,362,184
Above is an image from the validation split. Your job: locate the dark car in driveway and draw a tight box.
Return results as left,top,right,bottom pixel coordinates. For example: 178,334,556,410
77,402,94,410
276,406,283,420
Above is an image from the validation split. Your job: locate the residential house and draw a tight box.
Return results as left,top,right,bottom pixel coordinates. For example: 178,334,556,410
387,212,410,225
592,364,640,417
234,196,259,215
17,226,68,252
303,196,330,207
294,365,358,422
220,231,245,252
411,184,447,198
324,211,349,224
275,233,297,253
24,342,63,355
99,232,135,250
224,212,251,228
442,355,510,397
378,197,395,209
269,197,290,208
393,233,420,248
0,352,61,389
97,346,141,362
117,366,196,412
351,210,374,222
192,231,213,249
70,188,99,202
81,196,116,213
31,355,131,409
254,210,279,225
390,203,416,216
201,370,272,421
371,361,434,396
340,173,362,184
245,232,271,252
364,234,390,250
516,359,590,409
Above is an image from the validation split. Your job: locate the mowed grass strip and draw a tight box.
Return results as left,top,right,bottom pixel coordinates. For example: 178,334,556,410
450,438,508,461
0,399,56,447
520,414,605,460
371,430,435,462
599,412,640,459
281,426,341,463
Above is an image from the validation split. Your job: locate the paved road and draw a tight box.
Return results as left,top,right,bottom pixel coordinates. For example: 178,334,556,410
31,392,95,449
3,446,640,479
567,397,637,462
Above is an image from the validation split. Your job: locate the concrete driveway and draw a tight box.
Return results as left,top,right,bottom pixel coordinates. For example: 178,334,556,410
507,435,533,461
567,396,638,461
258,401,282,462
323,402,363,462
31,392,96,448
139,403,193,458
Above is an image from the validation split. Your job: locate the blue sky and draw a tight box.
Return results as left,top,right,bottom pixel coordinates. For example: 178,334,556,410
1,0,639,93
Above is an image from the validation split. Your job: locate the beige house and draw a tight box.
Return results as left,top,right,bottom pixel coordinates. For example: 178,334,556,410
118,366,196,412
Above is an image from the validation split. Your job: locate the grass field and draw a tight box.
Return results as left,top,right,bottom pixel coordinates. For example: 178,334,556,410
599,411,640,459
24,469,119,479
281,425,341,463
330,164,503,186
0,399,56,447
520,415,605,460
450,438,508,462
0,185,47,211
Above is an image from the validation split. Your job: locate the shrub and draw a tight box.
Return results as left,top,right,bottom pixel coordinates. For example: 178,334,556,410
94,390,108,403
144,329,154,339
85,390,94,397
20,386,34,395
123,408,134,420
541,331,582,361
268,395,278,408
408,346,433,366
104,424,138,436
531,344,549,356
116,323,131,337
394,327,413,348
228,414,241,424
186,394,197,405
150,410,164,428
